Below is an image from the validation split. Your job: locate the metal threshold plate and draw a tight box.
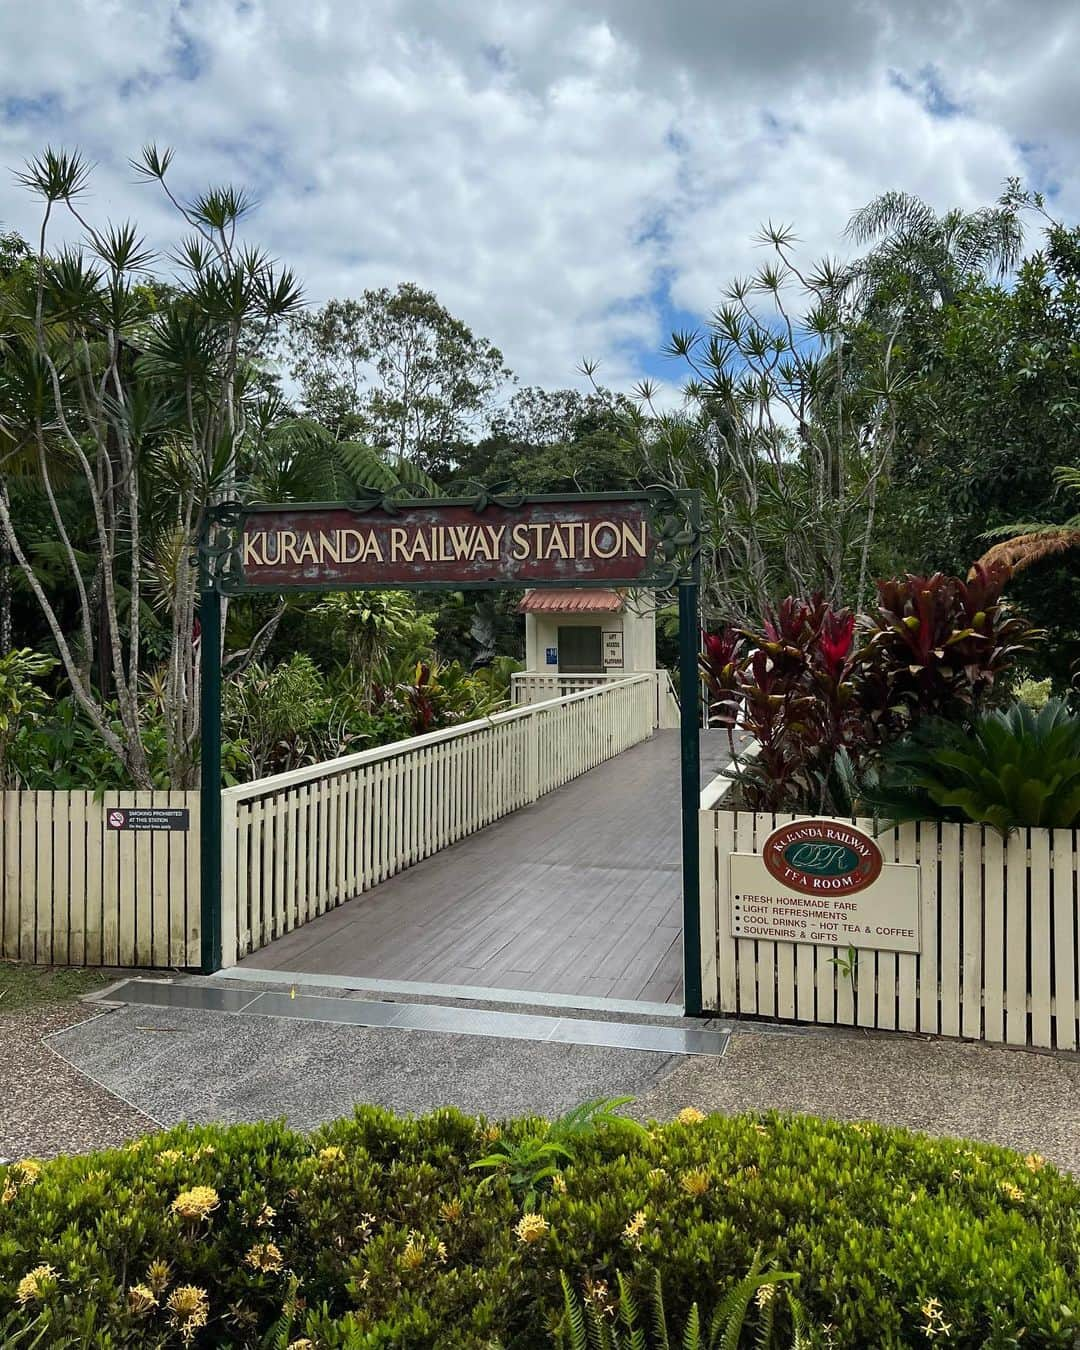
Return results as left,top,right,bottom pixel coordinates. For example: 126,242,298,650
97,980,730,1058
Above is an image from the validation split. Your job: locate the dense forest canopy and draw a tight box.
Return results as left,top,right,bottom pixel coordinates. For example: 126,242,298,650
1,150,1076,788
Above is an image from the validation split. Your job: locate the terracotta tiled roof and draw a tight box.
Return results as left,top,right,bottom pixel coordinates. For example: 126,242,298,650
518,588,623,614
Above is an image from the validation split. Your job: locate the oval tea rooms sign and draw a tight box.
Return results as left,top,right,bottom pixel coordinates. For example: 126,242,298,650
762,820,883,897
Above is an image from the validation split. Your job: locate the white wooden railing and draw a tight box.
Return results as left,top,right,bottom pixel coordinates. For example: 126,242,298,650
220,675,656,965
512,670,682,729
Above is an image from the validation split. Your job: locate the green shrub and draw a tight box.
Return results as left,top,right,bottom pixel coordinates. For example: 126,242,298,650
0,1110,1077,1348
862,697,1080,831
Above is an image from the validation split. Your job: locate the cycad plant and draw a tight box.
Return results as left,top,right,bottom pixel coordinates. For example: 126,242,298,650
860,698,1080,833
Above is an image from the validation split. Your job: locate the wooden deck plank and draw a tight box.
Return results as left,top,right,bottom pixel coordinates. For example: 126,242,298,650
238,730,729,1003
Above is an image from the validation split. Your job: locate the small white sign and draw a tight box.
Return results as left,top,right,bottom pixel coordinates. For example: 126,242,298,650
602,629,623,668
729,853,920,953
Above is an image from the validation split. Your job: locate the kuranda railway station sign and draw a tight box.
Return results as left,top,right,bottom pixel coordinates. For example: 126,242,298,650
206,490,698,594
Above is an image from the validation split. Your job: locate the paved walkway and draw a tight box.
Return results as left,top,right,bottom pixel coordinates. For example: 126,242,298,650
239,730,731,1004
37,993,1080,1172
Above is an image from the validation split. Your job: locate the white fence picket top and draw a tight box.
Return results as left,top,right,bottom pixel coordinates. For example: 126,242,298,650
0,790,201,968
699,794,1080,1052
220,674,657,966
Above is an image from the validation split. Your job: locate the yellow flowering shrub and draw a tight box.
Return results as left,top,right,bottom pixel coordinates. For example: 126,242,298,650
170,1185,220,1221
0,1111,1076,1347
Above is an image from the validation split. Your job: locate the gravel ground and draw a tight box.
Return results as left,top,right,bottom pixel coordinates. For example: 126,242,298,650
0,1003,157,1159
634,1026,1080,1172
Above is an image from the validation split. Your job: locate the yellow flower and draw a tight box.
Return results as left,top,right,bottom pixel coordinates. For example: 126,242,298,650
753,1123,769,1136
245,1242,285,1273
514,1213,550,1245
622,1209,648,1248
439,1198,464,1222
166,1285,210,1343
156,1148,183,1164
399,1232,447,1270
127,1284,158,1315
16,1264,57,1306
1024,1153,1046,1173
12,1160,42,1185
998,1180,1025,1203
317,1145,345,1167
171,1185,220,1220
919,1296,952,1340
287,1341,316,1350
255,1203,277,1227
481,1124,501,1145
646,1167,668,1188
755,1283,776,1309
680,1169,711,1197
677,1106,706,1125
1,1181,17,1205
146,1259,173,1294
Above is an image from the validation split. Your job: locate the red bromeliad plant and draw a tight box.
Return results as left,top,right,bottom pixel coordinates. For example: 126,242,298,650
855,565,1039,742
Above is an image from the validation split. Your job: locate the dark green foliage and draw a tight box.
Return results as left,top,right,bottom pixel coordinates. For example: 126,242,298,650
861,697,1080,832
879,219,1080,687
1,1110,1078,1348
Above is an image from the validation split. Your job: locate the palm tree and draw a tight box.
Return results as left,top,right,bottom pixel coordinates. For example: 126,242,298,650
846,185,1028,309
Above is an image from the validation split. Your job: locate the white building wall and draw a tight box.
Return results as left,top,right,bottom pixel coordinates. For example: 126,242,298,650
522,593,657,674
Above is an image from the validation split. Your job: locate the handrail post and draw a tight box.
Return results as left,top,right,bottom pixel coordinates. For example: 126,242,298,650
219,791,238,967
527,707,540,802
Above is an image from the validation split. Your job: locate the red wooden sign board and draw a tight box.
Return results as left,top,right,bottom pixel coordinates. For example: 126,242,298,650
235,499,655,591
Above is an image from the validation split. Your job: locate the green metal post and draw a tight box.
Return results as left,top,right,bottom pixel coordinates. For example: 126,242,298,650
199,570,223,974
678,575,702,1016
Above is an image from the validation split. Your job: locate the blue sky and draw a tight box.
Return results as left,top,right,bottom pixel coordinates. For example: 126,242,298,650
1,1,1075,409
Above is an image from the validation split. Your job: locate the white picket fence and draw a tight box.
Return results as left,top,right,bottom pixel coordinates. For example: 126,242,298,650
221,675,657,966
699,800,1080,1052
0,790,201,968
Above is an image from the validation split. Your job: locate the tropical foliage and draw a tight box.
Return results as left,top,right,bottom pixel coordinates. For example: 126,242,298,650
861,698,1080,832
700,569,1039,816
1,1109,1077,1347
3,158,1079,787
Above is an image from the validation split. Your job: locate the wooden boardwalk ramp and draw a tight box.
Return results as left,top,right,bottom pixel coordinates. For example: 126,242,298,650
239,730,730,1006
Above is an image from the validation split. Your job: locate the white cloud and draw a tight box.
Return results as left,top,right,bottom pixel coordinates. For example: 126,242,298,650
0,0,1074,402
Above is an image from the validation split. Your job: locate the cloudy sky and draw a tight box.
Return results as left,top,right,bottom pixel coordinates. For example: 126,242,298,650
1,1,1077,399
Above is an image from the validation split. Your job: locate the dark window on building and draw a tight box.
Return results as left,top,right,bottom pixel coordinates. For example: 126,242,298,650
557,625,603,673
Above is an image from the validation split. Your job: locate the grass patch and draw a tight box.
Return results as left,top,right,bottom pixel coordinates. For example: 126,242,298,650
0,961,114,1012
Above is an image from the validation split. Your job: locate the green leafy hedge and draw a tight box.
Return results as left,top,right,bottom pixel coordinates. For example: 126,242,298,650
0,1109,1077,1347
